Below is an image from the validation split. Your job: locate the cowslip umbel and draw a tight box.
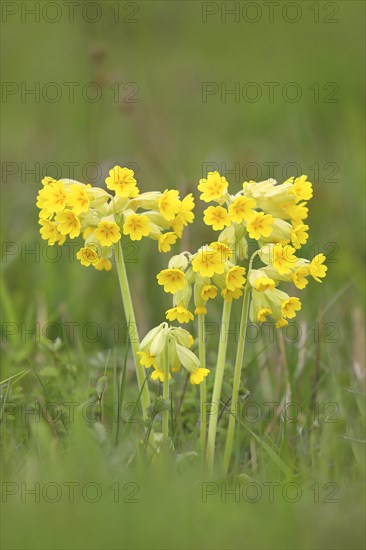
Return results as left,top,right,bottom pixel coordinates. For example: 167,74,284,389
195,170,328,474
35,165,195,430
138,323,208,385
36,165,195,269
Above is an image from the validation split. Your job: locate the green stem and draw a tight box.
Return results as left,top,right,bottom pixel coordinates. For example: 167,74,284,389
162,345,170,439
198,313,207,456
206,300,232,475
222,283,251,474
114,242,151,421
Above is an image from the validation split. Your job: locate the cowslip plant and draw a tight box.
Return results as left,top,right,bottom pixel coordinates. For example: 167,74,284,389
36,166,195,425
36,166,328,474
154,171,327,474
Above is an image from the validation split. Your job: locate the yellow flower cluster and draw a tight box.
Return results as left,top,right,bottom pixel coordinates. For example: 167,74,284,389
138,323,209,385
156,240,247,324
199,171,312,249
157,171,327,328
36,166,195,270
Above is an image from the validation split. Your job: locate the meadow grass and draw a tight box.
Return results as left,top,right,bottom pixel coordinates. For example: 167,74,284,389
1,1,365,548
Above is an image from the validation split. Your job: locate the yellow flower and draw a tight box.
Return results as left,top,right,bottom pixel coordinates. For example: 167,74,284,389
158,232,177,253
291,267,309,289
94,258,112,271
39,219,66,246
290,175,313,202
281,297,301,319
198,171,228,202
190,367,210,385
41,176,56,186
201,284,218,300
203,205,231,231
228,196,256,223
151,365,171,383
225,266,246,291
171,193,195,237
137,351,158,369
308,253,327,282
272,244,297,275
257,308,272,323
222,287,243,302
123,213,150,241
42,180,67,213
254,276,275,292
166,303,194,324
158,189,181,221
95,220,121,246
209,241,233,262
55,209,81,239
192,248,226,278
76,246,99,267
83,227,94,239
105,165,139,197
67,184,90,215
285,201,308,225
157,268,185,294
276,318,288,328
247,212,274,240
291,224,309,248
194,306,207,315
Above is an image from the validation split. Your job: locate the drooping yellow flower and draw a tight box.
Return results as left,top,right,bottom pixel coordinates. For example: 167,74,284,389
76,246,99,267
198,171,228,202
105,165,139,198
194,306,207,315
285,201,309,225
123,213,150,241
276,318,289,328
201,284,218,300
39,219,66,246
228,196,256,223
94,258,112,271
291,224,309,248
95,220,121,246
171,194,195,237
291,267,309,289
42,180,67,213
55,209,81,239
272,244,297,275
254,276,276,292
192,248,226,278
137,351,158,369
290,175,313,202
281,297,301,319
246,212,274,240
151,365,171,382
308,253,327,282
158,232,177,253
158,189,181,221
203,205,231,231
156,268,185,294
190,367,210,385
257,308,272,323
166,303,194,324
225,266,246,291
221,287,243,302
67,184,90,215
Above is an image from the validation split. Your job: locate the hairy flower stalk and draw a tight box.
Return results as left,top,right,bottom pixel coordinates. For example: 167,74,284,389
198,313,207,456
222,282,251,473
115,241,151,421
205,300,232,474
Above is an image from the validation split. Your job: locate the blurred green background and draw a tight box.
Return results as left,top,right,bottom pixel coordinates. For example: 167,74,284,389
1,1,365,549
